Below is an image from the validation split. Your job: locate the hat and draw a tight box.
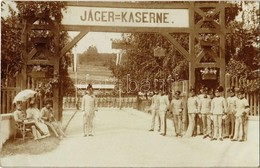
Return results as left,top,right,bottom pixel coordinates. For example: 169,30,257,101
189,88,195,93
237,88,245,94
175,91,181,96
228,86,235,93
215,86,224,93
87,84,93,90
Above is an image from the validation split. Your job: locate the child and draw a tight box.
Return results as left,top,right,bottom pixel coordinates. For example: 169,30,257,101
170,91,184,137
183,88,199,138
224,87,238,139
210,86,227,141
199,87,212,139
231,88,250,142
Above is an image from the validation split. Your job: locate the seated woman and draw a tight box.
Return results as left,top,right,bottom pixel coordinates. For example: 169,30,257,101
41,99,66,139
26,98,50,139
13,102,38,140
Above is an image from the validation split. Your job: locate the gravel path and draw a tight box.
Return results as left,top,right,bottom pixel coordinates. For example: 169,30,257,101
1,108,259,167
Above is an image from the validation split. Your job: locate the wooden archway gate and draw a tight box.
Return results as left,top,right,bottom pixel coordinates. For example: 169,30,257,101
21,1,233,120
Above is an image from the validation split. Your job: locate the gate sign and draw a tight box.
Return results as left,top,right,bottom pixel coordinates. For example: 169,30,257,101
62,7,189,28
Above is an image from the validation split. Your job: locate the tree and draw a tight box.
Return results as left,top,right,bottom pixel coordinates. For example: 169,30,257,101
1,5,23,86
86,45,98,56
1,2,75,96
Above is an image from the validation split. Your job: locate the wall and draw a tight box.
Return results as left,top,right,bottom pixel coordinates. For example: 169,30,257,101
0,114,15,149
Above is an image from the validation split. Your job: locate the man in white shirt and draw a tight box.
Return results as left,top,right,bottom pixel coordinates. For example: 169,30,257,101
183,88,199,138
198,87,212,139
170,91,184,137
158,90,169,136
210,86,227,141
231,89,250,142
149,90,161,132
81,86,97,137
224,87,238,139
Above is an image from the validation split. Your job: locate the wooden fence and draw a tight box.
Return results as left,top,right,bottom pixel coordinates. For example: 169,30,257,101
1,87,21,114
63,96,138,109
225,75,259,116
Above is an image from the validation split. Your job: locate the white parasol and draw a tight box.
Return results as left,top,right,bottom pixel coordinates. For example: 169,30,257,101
13,89,37,104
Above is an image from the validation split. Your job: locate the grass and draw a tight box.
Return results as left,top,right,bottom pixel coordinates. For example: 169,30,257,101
0,136,60,158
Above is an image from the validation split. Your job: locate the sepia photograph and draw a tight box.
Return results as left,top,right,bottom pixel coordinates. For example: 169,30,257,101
0,0,259,167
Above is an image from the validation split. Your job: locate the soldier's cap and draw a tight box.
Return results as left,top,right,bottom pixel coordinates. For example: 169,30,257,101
215,86,224,93
237,88,245,94
228,87,235,93
175,91,181,95
189,88,195,93
203,87,208,92
86,83,93,90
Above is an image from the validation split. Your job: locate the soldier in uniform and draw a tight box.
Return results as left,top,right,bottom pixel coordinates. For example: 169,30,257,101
183,88,199,138
170,91,184,137
198,87,212,139
149,90,161,132
158,89,170,136
224,87,238,139
196,86,206,136
231,88,250,142
81,86,98,137
210,86,227,141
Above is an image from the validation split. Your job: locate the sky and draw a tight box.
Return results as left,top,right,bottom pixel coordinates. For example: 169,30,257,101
69,32,122,54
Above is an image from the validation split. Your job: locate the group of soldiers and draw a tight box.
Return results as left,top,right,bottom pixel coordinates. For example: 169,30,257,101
149,86,250,142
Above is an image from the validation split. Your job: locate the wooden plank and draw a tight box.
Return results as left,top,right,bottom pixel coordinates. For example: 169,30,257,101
65,1,190,9
197,28,230,34
2,91,6,114
61,25,191,33
194,7,206,17
28,48,37,61
194,62,219,68
27,60,54,65
16,24,192,33
161,32,191,62
194,2,233,8
61,31,88,56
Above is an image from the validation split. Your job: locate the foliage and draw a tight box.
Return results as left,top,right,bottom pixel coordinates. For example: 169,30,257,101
109,33,188,94
85,45,99,56
1,6,23,86
1,2,75,97
16,1,66,22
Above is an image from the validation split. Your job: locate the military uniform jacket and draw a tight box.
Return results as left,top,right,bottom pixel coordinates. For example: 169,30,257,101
211,96,227,115
81,94,97,114
170,98,183,115
227,96,238,113
235,98,249,117
187,96,199,114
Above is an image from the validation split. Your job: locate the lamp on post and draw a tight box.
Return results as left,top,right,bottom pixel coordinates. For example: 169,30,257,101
154,46,166,89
